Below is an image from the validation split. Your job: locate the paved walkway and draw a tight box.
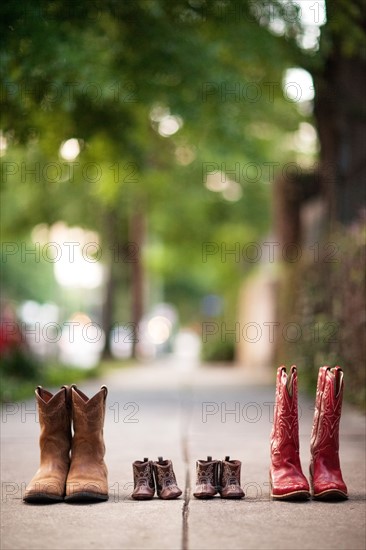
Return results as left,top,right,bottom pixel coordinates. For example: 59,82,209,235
1,360,365,550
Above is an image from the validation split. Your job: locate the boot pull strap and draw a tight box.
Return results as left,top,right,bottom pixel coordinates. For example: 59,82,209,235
158,456,164,464
101,385,108,399
286,366,297,397
61,385,73,410
319,367,328,395
207,456,212,462
225,456,230,462
286,374,293,397
280,368,289,395
143,457,149,462
35,386,43,399
331,367,343,397
36,386,53,403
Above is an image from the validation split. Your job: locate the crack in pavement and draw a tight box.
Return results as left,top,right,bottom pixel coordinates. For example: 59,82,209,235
181,390,193,550
182,434,190,550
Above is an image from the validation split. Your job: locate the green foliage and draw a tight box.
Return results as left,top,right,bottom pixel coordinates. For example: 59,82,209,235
320,0,366,61
0,345,41,402
0,0,308,321
42,363,101,389
1,239,56,303
2,0,330,340
201,334,236,363
0,348,40,381
0,358,130,402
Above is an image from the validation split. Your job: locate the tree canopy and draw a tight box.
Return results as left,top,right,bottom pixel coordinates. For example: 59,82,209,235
1,0,323,324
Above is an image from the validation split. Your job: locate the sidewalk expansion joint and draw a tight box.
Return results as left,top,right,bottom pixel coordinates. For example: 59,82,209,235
181,393,192,550
182,464,190,550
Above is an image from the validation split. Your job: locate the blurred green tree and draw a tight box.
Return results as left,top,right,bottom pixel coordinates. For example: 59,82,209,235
0,0,309,354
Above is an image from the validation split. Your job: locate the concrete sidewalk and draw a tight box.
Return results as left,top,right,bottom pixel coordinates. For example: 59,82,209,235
1,361,365,550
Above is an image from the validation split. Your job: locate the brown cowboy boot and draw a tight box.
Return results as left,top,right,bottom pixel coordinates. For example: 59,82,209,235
24,386,72,503
310,366,348,500
153,457,182,500
270,366,310,500
65,385,108,502
131,458,155,500
219,456,245,499
193,456,220,499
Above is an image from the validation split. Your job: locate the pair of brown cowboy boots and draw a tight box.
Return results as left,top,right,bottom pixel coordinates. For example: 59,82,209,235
24,385,108,503
132,457,182,500
270,365,348,501
193,456,245,499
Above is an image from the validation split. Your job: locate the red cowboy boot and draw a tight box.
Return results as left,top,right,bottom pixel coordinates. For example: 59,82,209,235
310,366,348,500
270,366,310,500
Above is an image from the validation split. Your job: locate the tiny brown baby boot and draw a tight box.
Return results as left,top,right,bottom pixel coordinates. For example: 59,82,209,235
153,457,182,500
219,456,245,499
193,456,220,499
131,458,155,500
65,385,108,502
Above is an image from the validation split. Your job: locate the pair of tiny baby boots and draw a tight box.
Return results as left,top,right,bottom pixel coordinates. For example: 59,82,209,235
132,457,182,500
193,456,245,499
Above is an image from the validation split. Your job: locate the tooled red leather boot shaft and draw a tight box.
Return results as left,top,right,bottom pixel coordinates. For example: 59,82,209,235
270,366,310,500
310,366,348,499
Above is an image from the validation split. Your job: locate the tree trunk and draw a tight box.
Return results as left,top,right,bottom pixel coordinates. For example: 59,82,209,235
129,204,146,357
314,1,366,226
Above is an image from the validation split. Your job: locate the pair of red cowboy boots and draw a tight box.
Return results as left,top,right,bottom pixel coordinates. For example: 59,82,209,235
270,365,348,500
